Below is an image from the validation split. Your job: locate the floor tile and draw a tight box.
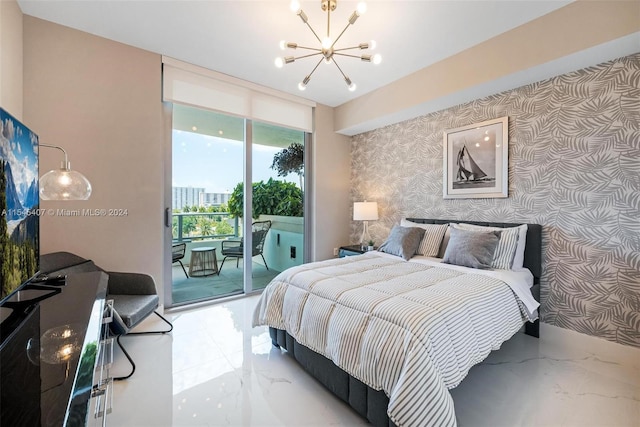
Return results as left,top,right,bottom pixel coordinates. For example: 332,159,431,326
109,295,640,427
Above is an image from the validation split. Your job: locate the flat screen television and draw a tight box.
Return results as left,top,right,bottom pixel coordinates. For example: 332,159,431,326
0,107,40,301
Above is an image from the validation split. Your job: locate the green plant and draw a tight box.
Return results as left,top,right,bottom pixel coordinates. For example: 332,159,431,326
367,239,375,246
271,142,303,177
228,178,303,218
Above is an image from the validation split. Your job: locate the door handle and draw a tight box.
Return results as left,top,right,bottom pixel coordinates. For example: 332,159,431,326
165,208,170,227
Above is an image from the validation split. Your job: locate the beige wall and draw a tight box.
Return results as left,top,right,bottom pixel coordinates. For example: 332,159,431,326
18,16,350,302
335,0,640,135
23,16,166,297
0,0,23,118
312,104,351,261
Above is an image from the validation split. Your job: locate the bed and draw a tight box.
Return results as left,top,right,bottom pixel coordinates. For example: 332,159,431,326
253,219,542,427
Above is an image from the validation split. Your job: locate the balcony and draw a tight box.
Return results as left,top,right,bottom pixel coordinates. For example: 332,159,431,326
171,213,302,305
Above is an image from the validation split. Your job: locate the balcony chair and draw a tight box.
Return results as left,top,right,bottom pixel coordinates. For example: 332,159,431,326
219,220,271,274
172,242,188,278
39,251,173,381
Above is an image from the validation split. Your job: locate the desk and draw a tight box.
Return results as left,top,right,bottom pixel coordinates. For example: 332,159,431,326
189,247,219,277
0,271,109,426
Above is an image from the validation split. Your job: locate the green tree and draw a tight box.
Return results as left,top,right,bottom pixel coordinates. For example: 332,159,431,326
182,215,197,236
228,178,303,218
271,142,304,189
214,220,234,236
197,216,213,236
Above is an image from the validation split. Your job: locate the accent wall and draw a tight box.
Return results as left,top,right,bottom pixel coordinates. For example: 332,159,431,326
351,53,640,348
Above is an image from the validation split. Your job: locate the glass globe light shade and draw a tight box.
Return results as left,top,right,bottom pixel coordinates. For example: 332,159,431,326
357,2,367,15
275,57,284,68
372,53,382,65
40,167,92,200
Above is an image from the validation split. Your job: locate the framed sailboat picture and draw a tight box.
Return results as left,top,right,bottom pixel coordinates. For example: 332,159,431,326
443,116,508,199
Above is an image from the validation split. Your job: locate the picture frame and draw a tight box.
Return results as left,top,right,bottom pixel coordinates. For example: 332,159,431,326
443,116,508,199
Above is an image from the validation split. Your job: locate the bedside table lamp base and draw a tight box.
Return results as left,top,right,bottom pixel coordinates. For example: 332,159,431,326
360,221,371,248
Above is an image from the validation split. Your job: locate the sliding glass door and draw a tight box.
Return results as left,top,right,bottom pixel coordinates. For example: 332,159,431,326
250,121,306,292
167,105,307,306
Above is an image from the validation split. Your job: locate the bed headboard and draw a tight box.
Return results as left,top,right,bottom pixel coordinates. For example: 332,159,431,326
406,218,542,284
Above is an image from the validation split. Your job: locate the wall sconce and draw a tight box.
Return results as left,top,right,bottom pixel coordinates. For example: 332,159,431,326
353,201,378,246
39,144,92,200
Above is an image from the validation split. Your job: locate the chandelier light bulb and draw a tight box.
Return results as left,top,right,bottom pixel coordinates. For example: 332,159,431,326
279,40,287,50
275,57,284,68
298,75,311,91
372,53,382,65
369,40,377,50
349,82,357,91
322,37,333,50
290,0,301,13
356,1,367,15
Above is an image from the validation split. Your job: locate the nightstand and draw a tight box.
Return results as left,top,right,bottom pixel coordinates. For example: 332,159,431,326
339,245,371,257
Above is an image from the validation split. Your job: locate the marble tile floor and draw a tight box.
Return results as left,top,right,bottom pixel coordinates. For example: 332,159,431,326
109,295,640,427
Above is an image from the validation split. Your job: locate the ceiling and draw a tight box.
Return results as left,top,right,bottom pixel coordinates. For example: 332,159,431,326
17,0,573,108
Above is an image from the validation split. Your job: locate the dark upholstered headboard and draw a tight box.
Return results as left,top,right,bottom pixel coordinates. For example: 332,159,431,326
405,218,542,284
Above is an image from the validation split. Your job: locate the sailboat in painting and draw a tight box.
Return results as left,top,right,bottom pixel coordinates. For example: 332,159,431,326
454,142,495,189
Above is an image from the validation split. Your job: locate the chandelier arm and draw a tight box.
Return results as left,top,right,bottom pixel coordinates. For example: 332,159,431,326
332,57,349,80
308,57,325,79
293,52,324,61
333,52,365,59
295,45,323,52
304,22,323,44
326,4,331,39
331,22,352,49
333,45,366,52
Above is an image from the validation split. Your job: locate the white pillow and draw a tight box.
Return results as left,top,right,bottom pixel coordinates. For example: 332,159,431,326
400,219,448,257
438,226,451,258
454,223,526,270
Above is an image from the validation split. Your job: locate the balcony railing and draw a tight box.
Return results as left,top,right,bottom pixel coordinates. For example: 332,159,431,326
172,212,240,242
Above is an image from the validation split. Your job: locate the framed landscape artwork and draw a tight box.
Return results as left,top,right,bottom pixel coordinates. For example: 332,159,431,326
443,116,508,199
0,107,40,299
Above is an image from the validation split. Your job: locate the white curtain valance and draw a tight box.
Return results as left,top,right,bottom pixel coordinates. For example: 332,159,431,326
162,57,314,132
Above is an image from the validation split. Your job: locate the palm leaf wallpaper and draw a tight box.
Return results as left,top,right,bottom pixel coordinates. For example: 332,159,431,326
351,53,639,348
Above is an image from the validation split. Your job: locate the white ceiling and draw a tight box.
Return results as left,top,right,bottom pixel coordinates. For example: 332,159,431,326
17,0,574,108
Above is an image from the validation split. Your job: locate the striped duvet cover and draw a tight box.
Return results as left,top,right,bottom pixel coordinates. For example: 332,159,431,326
253,251,534,427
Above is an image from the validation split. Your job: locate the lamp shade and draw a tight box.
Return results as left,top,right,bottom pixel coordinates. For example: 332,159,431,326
39,144,92,200
40,168,92,201
353,201,378,221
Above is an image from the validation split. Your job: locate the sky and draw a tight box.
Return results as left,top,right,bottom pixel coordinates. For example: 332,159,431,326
0,109,39,201
172,130,298,193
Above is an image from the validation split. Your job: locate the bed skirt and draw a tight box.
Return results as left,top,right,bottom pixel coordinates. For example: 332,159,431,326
269,327,397,427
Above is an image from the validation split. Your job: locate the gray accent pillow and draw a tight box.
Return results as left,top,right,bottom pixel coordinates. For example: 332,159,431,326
442,227,501,269
378,225,426,261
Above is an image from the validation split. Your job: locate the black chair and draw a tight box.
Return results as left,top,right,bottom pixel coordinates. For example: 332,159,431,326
219,220,271,273
172,243,188,278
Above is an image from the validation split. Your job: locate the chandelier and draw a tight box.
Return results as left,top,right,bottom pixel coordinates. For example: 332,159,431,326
275,0,381,92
